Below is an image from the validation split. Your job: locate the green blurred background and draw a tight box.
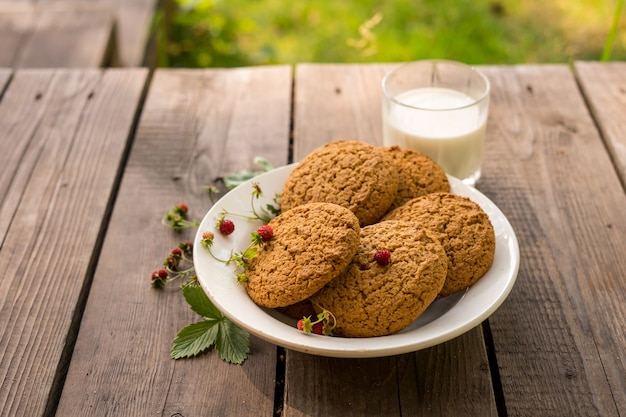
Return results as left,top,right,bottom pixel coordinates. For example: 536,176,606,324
154,0,625,68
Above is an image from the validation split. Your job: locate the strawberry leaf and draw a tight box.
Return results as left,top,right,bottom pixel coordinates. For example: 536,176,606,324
216,319,250,364
173,284,250,364
171,320,219,359
241,245,258,261
223,157,274,190
182,283,221,319
252,156,274,172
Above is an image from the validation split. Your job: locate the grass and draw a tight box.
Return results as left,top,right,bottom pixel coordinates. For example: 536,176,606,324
156,0,625,68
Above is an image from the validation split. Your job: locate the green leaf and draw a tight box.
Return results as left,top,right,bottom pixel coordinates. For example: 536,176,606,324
216,319,250,364
223,157,274,189
171,320,219,359
174,284,250,364
182,284,222,319
224,169,258,189
252,157,274,172
241,245,258,261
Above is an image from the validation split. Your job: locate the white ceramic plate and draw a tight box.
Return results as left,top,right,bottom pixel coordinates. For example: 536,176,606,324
193,163,520,358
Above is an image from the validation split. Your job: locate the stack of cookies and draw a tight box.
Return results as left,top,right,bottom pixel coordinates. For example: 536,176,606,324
244,140,496,338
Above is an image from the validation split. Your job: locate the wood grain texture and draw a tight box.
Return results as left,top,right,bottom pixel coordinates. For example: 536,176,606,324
285,63,497,417
479,64,626,416
0,2,115,68
0,69,11,90
0,9,32,67
0,68,148,417
292,63,396,157
55,66,292,416
20,6,115,68
39,0,159,66
285,328,496,417
106,0,159,66
1,0,158,68
574,61,626,188
0,69,58,244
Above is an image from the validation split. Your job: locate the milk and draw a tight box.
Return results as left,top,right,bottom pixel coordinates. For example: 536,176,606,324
383,87,487,183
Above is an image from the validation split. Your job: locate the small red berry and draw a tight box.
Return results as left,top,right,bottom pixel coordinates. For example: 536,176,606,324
218,218,235,235
176,203,188,214
165,256,179,269
374,249,391,266
297,318,324,335
151,269,168,282
151,269,169,288
202,231,214,241
171,247,183,257
256,225,273,242
311,322,324,335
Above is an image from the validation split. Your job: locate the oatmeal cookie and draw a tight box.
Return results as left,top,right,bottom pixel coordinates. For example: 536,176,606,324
311,220,448,337
245,202,360,308
281,140,399,226
381,145,450,210
382,192,496,296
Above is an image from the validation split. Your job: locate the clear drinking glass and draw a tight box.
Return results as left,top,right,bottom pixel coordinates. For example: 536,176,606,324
382,60,490,186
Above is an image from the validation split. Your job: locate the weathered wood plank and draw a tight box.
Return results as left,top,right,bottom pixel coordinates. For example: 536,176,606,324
106,0,159,66
0,68,13,96
0,69,57,244
55,66,292,416
292,63,394,154
285,63,498,417
39,0,159,67
0,68,148,417
574,61,626,188
0,3,115,68
285,328,496,417
480,64,626,416
0,9,33,67
19,5,115,68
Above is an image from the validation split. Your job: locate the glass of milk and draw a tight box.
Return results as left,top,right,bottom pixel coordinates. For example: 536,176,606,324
382,60,490,186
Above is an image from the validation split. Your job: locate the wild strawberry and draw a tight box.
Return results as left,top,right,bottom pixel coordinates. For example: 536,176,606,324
311,322,324,335
200,231,215,251
162,203,199,231
164,247,183,269
151,269,168,281
179,241,193,255
175,202,189,216
256,225,273,242
217,218,235,235
151,269,169,288
296,310,334,336
374,249,391,266
297,317,316,333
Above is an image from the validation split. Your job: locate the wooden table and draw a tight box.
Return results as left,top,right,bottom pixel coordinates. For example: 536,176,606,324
0,62,625,417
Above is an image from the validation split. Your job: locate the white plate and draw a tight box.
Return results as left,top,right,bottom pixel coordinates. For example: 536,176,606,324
193,163,520,358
